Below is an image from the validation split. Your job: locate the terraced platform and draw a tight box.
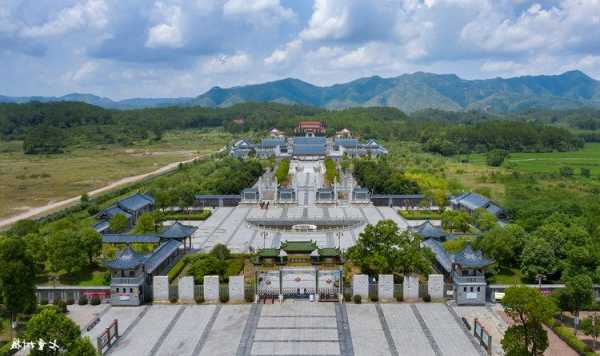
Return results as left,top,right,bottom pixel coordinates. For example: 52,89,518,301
92,302,484,356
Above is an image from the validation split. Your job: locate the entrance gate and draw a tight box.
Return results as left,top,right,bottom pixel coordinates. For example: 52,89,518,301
257,267,342,301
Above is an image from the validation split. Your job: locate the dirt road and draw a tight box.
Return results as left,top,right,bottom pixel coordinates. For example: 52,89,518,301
0,148,224,229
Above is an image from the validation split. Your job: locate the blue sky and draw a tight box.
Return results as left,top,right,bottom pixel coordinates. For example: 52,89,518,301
1,0,599,99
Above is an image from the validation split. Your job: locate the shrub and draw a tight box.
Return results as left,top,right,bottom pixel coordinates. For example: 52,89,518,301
169,296,178,304
90,295,101,305
167,258,188,282
78,295,88,305
220,294,229,303
395,294,403,302
370,295,379,302
344,293,352,302
423,294,431,302
353,295,362,304
40,299,48,305
245,293,254,303
53,299,68,313
195,295,205,304
549,323,594,355
66,298,75,306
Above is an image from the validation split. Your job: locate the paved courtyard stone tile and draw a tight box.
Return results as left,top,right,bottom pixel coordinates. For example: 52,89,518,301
153,305,217,356
108,305,179,356
346,304,392,356
199,304,251,356
415,303,482,356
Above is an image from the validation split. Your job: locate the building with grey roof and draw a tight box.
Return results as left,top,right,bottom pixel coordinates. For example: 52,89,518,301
105,240,182,306
449,192,506,219
95,193,155,233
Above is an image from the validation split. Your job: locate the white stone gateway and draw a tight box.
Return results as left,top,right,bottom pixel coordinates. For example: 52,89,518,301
428,274,444,300
204,275,220,302
229,276,245,302
352,274,369,300
178,276,195,303
403,274,419,301
152,276,169,302
378,274,394,301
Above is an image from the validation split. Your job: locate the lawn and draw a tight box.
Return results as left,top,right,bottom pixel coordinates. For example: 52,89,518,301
487,267,525,285
36,266,109,287
465,142,600,176
0,129,231,220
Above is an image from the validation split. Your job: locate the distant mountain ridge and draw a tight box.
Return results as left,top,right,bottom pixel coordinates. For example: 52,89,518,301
2,70,599,113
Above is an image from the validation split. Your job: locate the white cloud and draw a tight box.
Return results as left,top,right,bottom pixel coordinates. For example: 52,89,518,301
145,2,184,49
264,39,303,66
201,52,252,74
223,0,295,25
63,61,100,83
20,0,108,38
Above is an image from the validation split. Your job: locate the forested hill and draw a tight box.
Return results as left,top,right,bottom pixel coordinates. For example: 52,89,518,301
1,70,599,113
0,101,586,156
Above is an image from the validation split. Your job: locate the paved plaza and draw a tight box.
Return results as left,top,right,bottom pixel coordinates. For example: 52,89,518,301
182,159,432,253
87,302,484,356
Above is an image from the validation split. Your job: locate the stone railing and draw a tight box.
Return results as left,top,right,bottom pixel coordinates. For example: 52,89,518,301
453,274,486,284
111,276,145,285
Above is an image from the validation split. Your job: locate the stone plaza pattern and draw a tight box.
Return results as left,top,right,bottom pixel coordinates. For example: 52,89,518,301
88,302,484,356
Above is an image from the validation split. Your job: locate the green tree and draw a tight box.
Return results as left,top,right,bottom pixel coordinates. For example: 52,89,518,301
472,208,497,231
441,210,470,233
8,219,39,237
347,220,433,275
0,237,37,320
25,308,81,355
109,213,129,233
79,228,102,265
477,224,526,267
189,255,227,284
47,231,87,275
520,238,557,282
563,274,594,329
486,149,509,167
210,244,231,261
25,232,48,274
23,125,67,154
501,286,556,356
132,212,155,233
581,314,600,350
65,336,98,356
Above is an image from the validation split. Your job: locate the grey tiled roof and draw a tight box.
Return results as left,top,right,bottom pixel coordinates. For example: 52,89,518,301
293,144,326,156
118,193,154,212
260,138,285,148
293,136,326,144
102,234,161,244
335,138,359,147
414,221,447,239
101,206,132,219
159,222,197,239
144,240,181,273
105,246,147,270
453,244,494,268
423,239,452,273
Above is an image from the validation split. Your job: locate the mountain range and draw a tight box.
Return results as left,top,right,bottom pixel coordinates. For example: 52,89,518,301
2,70,599,113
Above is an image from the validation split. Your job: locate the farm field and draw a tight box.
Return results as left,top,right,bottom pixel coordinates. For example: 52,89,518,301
466,143,600,175
0,129,231,220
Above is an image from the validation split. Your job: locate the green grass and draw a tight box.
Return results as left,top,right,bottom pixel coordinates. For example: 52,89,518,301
0,129,231,220
398,210,443,220
37,266,108,287
441,236,475,253
488,267,524,285
465,143,600,176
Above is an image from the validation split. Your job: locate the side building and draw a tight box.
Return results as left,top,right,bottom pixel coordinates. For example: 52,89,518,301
94,193,155,233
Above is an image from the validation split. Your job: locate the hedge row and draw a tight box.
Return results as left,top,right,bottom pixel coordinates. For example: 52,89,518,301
546,319,596,356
